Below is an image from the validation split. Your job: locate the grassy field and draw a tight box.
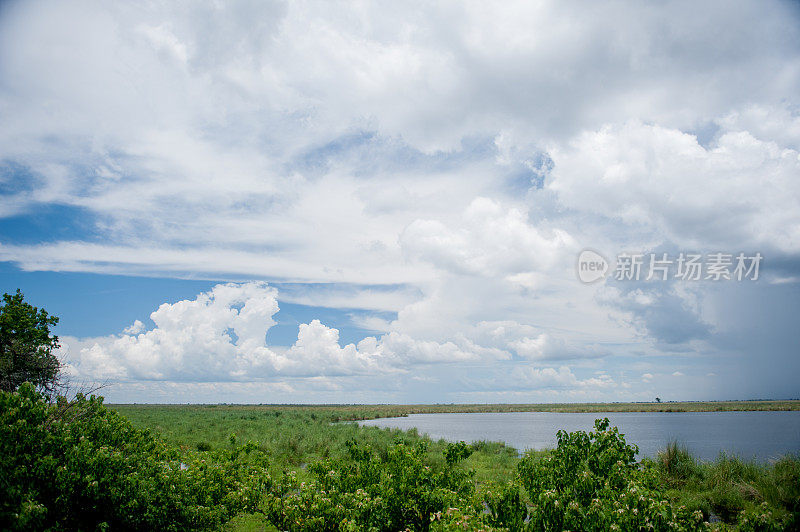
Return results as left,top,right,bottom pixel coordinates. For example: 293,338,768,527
110,400,799,482
109,401,800,530
111,403,525,482
112,398,800,423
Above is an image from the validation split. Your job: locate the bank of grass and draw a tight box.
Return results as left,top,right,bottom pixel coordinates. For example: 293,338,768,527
111,402,800,530
653,442,800,527
114,399,800,421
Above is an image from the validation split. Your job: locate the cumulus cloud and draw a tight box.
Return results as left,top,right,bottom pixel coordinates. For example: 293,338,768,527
516,366,614,390
509,334,608,361
64,282,281,381
123,320,145,335
466,365,616,392
547,120,800,253
400,197,575,277
282,320,380,375
61,282,512,383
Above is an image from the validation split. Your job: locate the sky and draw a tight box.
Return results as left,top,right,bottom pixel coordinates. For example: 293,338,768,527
1,0,799,403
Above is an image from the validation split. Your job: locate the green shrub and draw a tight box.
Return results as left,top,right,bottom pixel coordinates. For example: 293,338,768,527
737,502,792,532
483,481,527,530
0,384,271,531
444,441,473,465
262,439,478,531
513,418,707,531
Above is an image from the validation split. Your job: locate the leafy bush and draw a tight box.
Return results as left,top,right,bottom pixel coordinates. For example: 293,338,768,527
737,502,793,532
262,440,478,531
510,418,707,531
0,384,271,531
483,481,527,530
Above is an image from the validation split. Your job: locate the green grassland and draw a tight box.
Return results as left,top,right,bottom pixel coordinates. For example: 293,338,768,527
113,399,800,425
108,401,800,530
110,400,800,486
111,403,525,485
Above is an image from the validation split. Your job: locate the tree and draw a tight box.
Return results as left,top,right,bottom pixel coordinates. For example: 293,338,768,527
0,289,61,395
655,397,662,403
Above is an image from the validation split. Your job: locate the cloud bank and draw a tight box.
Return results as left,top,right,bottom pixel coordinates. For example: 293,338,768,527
1,0,799,401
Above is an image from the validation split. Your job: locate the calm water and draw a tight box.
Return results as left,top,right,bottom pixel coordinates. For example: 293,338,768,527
360,411,800,461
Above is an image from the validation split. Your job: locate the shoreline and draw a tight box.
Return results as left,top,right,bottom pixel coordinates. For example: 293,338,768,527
110,399,800,419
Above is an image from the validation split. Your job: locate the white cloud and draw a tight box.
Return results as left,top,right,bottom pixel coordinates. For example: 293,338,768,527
64,282,281,381
547,120,800,253
123,320,145,335
1,0,797,284
514,366,614,390
3,0,799,401
61,283,511,383
400,197,575,277
509,333,607,361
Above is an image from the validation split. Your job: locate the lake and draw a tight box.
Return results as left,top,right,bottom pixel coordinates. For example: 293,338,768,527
360,411,800,461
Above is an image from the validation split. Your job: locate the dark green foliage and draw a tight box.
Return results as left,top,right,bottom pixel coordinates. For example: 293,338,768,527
737,503,793,531
263,439,478,531
512,418,707,531
444,440,473,465
0,384,272,531
0,290,61,395
484,481,527,530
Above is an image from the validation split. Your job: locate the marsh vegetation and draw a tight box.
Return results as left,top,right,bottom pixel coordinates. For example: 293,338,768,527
4,392,796,530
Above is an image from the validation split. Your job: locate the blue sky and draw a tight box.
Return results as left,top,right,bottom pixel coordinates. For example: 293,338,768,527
1,0,799,403
0,264,392,347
